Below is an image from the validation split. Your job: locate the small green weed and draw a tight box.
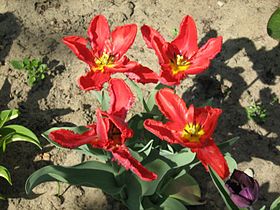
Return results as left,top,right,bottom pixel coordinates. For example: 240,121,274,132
11,58,48,86
246,102,267,124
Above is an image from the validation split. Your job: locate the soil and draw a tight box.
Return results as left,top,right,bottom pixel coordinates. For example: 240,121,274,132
0,0,280,209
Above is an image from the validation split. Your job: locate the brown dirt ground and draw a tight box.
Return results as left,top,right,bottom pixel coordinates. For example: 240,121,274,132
0,0,280,209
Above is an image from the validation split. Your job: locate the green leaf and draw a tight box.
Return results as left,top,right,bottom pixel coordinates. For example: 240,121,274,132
25,161,122,195
10,60,24,69
92,90,103,104
31,59,40,67
160,197,187,210
218,136,239,151
101,89,110,111
125,78,143,104
260,206,266,210
0,165,12,185
0,109,19,128
160,148,196,168
162,172,203,206
23,58,30,67
0,125,41,149
224,153,237,174
267,8,280,40
270,196,280,210
208,166,239,210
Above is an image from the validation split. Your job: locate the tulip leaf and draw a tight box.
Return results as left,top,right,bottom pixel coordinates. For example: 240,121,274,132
161,148,196,168
270,196,280,210
218,136,239,151
162,171,203,206
125,78,144,105
92,90,102,104
224,153,237,174
0,125,41,149
0,109,19,128
0,165,12,185
160,197,187,210
25,161,122,195
267,8,280,40
101,88,110,111
209,166,239,210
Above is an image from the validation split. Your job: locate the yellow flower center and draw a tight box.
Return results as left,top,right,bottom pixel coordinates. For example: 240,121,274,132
170,54,191,75
93,52,115,72
181,123,205,142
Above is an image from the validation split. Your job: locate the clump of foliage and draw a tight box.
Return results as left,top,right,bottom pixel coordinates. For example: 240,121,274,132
246,102,267,124
11,58,48,86
0,109,40,199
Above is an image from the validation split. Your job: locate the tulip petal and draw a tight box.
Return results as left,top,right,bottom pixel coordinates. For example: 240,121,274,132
87,15,110,52
193,138,229,179
96,109,109,144
62,36,94,65
141,25,168,64
144,119,180,145
49,126,97,149
108,78,134,119
156,88,188,125
78,71,111,91
111,146,158,181
171,16,198,58
195,36,223,60
111,24,137,58
230,194,251,208
125,64,159,84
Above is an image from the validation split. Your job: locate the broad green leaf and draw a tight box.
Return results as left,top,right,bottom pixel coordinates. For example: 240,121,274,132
224,153,237,174
267,8,280,40
218,137,239,151
101,89,110,111
10,60,24,69
209,166,239,210
92,90,103,104
162,172,203,206
1,125,41,149
160,197,187,210
125,78,143,104
0,109,19,128
25,161,122,195
123,173,144,210
160,148,196,168
0,165,12,185
270,196,280,210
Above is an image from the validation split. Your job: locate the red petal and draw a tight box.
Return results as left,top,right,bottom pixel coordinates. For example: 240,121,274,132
125,64,159,84
62,36,94,65
193,138,230,180
111,146,158,181
111,24,137,58
78,71,111,91
195,36,222,60
87,15,110,52
171,16,198,58
141,25,168,64
108,78,134,119
156,88,188,125
96,109,110,144
49,126,97,149
144,119,180,145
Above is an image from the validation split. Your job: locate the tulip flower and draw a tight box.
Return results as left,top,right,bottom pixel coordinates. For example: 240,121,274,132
141,15,222,85
63,15,158,91
226,169,260,208
49,78,157,181
144,88,229,179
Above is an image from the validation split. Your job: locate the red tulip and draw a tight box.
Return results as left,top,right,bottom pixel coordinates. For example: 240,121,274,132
141,15,222,85
144,88,229,179
63,15,158,91
49,79,157,181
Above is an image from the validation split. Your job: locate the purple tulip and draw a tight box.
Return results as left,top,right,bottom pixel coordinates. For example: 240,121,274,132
225,169,260,208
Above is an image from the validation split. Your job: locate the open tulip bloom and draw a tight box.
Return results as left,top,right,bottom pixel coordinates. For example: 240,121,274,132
63,15,158,91
144,88,229,179
49,78,157,181
141,15,222,85
25,15,247,210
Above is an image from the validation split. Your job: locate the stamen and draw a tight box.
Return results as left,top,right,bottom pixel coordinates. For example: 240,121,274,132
170,54,191,75
181,123,205,142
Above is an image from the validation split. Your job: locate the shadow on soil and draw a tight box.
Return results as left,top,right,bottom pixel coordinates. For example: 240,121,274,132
184,30,280,209
0,12,74,209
